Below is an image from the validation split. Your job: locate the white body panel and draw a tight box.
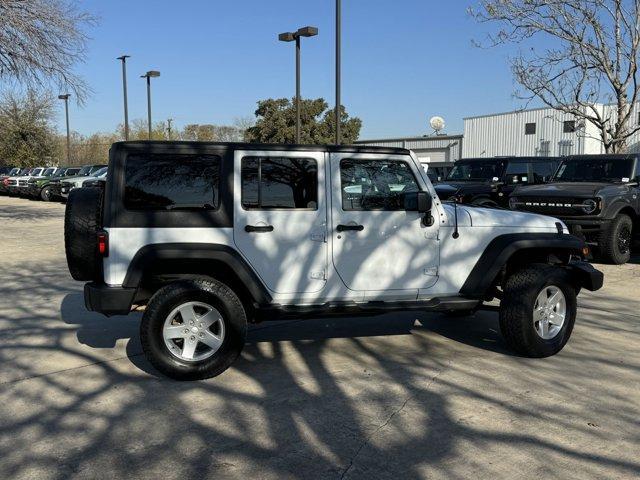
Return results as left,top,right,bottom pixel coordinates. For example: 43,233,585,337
104,228,234,286
329,151,441,301
104,149,564,306
232,149,328,295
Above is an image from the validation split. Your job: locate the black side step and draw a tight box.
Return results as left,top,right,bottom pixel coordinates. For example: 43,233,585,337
255,296,481,322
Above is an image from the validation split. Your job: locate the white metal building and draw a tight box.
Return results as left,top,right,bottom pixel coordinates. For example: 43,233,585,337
463,104,640,158
356,103,640,163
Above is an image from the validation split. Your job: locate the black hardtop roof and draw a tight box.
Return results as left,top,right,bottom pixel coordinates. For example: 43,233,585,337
111,140,410,156
458,156,559,163
562,153,639,161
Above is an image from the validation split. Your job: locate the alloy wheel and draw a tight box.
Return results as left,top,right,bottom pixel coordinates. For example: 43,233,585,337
533,286,566,340
162,301,225,362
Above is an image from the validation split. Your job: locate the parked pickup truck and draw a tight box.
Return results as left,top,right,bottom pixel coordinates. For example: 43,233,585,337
510,154,639,264
64,141,603,380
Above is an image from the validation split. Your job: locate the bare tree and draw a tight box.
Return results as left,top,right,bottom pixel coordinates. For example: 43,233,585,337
471,0,640,153
0,0,96,102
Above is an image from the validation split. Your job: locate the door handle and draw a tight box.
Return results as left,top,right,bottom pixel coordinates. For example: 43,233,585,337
336,224,364,232
245,225,274,233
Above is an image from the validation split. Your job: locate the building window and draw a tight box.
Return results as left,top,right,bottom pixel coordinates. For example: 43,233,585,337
558,140,574,157
525,123,536,135
563,120,576,133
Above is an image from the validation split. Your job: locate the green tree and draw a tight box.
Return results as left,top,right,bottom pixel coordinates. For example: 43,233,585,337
0,90,60,167
244,98,362,144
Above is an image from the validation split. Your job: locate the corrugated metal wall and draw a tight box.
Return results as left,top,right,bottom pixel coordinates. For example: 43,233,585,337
463,108,587,158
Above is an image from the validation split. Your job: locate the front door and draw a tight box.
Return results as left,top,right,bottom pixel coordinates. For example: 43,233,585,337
233,149,327,294
330,153,440,298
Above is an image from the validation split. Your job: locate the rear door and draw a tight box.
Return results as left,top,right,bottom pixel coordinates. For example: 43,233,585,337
329,152,440,299
233,149,327,294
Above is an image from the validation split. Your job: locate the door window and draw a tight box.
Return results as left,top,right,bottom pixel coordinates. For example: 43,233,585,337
532,161,557,183
504,162,530,184
340,159,420,211
241,157,318,210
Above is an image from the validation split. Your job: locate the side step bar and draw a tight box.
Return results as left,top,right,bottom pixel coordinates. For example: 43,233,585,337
255,296,481,322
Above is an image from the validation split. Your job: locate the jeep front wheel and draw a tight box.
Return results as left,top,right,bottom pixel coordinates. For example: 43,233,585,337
140,279,247,380
499,264,577,357
599,214,632,265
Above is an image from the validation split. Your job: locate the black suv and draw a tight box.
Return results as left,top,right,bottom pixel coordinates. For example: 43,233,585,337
510,154,639,264
435,156,559,207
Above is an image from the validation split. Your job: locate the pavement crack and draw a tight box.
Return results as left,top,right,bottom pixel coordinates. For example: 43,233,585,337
339,365,448,480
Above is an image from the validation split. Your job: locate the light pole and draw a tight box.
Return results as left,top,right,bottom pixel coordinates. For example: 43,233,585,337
58,94,71,163
141,70,160,140
278,26,318,144
336,0,341,144
117,55,131,140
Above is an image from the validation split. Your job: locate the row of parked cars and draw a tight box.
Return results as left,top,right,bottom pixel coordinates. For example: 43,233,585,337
0,164,107,202
431,154,640,264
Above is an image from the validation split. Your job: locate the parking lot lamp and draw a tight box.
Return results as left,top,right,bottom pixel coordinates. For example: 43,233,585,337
58,94,71,163
141,70,161,140
117,55,131,140
278,26,319,144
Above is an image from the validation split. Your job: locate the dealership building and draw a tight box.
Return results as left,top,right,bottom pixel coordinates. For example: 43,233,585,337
356,103,640,173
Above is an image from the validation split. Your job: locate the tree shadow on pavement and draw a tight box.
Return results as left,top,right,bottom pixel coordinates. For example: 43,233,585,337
1,262,640,479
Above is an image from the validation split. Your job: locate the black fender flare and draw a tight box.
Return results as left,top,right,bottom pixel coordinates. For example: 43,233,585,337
459,233,586,299
123,243,272,305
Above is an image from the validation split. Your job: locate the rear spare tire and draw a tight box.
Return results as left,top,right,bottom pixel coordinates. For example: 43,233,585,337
65,187,104,281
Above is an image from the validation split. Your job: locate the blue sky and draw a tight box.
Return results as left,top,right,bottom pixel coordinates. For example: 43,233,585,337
66,0,527,139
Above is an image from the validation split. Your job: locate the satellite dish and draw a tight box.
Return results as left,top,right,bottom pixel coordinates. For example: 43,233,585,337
430,116,445,134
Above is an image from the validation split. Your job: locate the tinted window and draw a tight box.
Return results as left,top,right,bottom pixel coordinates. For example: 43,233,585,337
505,162,529,184
65,168,81,176
341,159,419,211
532,161,556,183
447,161,502,181
553,157,635,183
78,166,92,176
241,157,318,209
125,154,220,210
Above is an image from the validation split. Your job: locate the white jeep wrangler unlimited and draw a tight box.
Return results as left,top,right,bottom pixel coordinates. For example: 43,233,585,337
65,142,603,380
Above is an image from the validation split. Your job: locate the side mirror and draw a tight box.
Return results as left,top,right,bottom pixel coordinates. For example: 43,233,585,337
403,191,432,213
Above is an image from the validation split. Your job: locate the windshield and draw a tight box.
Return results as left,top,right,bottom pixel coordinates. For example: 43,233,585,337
31,168,43,176
9,168,21,175
92,167,107,177
77,166,92,176
446,161,503,182
65,168,81,176
43,168,56,176
552,157,635,183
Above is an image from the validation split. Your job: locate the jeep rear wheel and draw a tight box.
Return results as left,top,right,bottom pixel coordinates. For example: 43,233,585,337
599,214,632,265
140,279,247,380
499,264,577,357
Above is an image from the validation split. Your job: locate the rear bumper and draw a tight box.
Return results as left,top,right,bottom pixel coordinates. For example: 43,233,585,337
84,282,136,316
565,261,604,292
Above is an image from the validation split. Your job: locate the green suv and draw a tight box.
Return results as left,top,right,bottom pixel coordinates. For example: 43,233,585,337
26,167,81,201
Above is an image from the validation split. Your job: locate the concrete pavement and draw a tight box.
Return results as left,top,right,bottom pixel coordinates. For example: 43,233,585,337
0,196,638,479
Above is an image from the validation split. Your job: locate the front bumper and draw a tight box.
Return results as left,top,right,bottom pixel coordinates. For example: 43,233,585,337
84,282,137,317
565,261,604,292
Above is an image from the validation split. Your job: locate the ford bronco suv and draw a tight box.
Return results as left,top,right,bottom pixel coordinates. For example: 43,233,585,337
435,156,559,207
64,142,603,380
510,154,639,264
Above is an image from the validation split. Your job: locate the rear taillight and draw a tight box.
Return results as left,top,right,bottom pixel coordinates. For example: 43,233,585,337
97,230,109,257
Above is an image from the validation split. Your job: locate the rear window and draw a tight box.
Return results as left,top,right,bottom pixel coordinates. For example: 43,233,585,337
124,154,221,210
